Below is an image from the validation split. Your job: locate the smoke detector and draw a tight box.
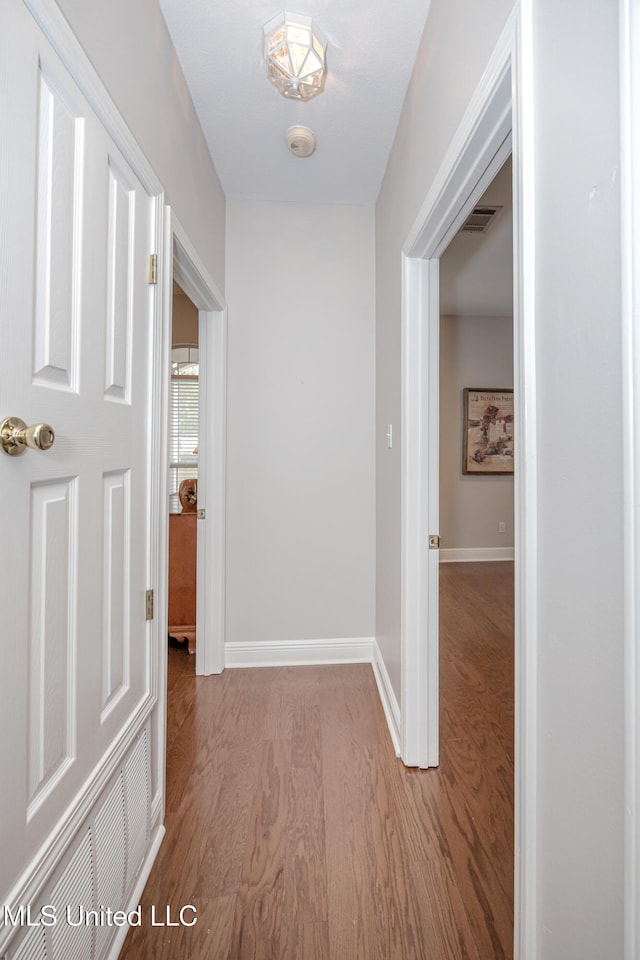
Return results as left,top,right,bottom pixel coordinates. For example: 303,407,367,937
286,126,316,158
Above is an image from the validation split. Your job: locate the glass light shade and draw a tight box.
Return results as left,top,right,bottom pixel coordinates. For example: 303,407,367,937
264,12,327,101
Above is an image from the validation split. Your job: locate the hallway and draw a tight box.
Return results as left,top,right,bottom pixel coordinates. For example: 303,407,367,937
120,562,513,959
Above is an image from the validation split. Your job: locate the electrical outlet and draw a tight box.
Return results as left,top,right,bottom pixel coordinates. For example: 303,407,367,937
498,521,506,534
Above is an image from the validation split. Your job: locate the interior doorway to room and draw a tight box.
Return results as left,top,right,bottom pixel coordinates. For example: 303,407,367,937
437,159,515,933
169,222,227,680
154,223,227,862
167,282,200,660
438,158,514,568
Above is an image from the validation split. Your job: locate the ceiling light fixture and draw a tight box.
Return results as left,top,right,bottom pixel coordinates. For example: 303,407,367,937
263,11,327,101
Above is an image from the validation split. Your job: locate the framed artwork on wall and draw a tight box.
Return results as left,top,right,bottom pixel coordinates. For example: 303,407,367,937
462,387,514,475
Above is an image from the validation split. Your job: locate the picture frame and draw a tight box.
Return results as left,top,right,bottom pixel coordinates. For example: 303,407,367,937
462,388,514,475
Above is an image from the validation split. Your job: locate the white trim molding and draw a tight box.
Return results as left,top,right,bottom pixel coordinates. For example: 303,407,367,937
225,637,375,668
512,4,538,958
440,547,515,563
401,255,439,769
372,642,402,756
621,0,640,957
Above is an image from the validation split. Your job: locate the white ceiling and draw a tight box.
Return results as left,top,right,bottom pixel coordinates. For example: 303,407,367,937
158,0,433,205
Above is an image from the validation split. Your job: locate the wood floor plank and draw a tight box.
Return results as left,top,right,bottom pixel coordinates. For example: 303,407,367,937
405,769,513,959
440,736,513,870
119,895,236,960
228,739,292,959
409,859,483,960
262,667,322,741
280,919,330,960
284,708,328,923
322,729,432,959
194,738,263,899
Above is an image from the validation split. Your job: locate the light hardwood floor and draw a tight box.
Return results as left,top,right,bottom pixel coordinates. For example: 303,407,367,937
120,561,514,959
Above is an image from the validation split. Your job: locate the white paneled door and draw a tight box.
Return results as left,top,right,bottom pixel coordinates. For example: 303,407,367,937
0,0,158,919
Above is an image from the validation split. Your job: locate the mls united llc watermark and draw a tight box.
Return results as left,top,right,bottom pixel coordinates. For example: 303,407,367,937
3,904,197,928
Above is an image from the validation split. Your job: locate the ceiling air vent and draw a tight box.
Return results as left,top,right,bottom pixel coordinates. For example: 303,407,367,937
461,204,503,234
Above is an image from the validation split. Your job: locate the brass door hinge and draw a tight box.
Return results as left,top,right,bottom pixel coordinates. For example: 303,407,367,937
148,254,158,284
145,589,154,621
428,534,441,549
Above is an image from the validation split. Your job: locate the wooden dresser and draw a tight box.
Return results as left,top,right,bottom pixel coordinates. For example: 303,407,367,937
168,512,197,654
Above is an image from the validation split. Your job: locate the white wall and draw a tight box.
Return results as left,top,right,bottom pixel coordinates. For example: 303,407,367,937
533,1,623,955
376,0,624,956
226,198,375,646
55,0,226,291
439,315,514,551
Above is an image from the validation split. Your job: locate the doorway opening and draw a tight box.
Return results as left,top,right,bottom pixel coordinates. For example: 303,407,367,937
438,152,515,724
438,158,514,567
437,158,515,952
400,13,538,956
167,214,227,681
168,283,200,660
154,211,228,853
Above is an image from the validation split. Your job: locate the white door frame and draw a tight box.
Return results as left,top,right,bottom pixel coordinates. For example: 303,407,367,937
162,211,227,678
400,6,537,958
621,1,640,957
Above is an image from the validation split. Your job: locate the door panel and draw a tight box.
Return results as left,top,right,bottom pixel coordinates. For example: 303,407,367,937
105,158,137,403
0,2,157,908
33,62,82,392
28,477,76,816
101,468,130,716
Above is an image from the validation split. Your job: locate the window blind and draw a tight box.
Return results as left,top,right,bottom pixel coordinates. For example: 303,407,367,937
169,373,198,512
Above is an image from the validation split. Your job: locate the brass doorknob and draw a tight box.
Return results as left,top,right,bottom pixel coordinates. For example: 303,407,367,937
1,417,55,456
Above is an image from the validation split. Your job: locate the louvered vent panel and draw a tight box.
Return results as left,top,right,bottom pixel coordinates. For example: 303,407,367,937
49,829,94,960
124,730,150,888
93,772,127,959
9,734,152,960
10,925,47,960
461,204,503,234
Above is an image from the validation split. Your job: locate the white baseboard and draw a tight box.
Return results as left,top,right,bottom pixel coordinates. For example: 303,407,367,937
224,637,375,668
440,546,514,563
372,641,402,756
